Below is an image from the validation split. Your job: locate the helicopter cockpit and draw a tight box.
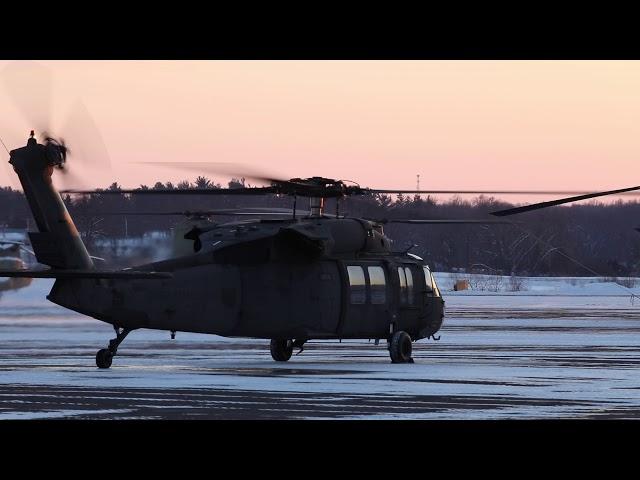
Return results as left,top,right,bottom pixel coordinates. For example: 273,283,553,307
423,265,441,297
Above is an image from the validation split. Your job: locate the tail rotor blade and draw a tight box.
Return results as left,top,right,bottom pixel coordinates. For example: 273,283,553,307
60,99,112,174
1,61,53,135
1,61,53,190
1,62,112,191
50,100,112,190
54,167,91,192
1,156,20,190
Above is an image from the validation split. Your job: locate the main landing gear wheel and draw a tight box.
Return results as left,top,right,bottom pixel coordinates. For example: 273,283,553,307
96,349,113,369
96,326,132,369
389,331,414,364
270,339,294,362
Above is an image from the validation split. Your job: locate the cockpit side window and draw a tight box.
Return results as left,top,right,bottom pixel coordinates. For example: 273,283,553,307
404,267,414,305
431,272,441,297
397,267,407,305
347,265,366,304
423,266,434,294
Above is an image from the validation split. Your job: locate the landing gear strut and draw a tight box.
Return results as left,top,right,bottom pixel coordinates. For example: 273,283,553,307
388,330,414,364
96,326,132,369
292,339,306,355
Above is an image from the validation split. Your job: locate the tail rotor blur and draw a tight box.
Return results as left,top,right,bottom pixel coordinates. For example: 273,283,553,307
1,61,53,136
1,61,112,191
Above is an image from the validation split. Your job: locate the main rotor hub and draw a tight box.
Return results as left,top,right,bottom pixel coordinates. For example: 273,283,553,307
277,177,364,199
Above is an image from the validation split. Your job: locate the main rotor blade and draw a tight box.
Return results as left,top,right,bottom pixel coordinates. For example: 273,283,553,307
61,186,278,195
490,185,640,217
367,189,640,196
78,208,306,217
371,218,513,224
136,162,291,186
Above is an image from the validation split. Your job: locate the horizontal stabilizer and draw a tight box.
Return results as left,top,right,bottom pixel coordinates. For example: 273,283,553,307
0,269,172,280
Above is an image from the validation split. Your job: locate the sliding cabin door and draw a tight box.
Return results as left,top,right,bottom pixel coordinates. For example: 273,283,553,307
339,262,391,338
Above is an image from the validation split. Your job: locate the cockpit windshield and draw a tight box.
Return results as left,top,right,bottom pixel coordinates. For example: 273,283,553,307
423,266,441,297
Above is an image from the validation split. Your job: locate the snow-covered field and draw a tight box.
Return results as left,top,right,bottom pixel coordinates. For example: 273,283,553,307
1,276,640,419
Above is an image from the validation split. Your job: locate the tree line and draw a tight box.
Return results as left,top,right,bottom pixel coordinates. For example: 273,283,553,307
2,179,640,277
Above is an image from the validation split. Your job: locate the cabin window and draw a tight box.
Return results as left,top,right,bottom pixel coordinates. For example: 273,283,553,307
423,266,433,293
368,266,386,304
347,265,366,304
405,267,414,305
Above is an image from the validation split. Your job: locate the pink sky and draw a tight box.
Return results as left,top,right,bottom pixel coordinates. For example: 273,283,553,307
1,60,640,203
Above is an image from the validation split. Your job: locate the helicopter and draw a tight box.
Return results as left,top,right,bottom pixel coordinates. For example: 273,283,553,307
0,239,33,293
8,63,640,368
6,130,635,368
0,129,540,366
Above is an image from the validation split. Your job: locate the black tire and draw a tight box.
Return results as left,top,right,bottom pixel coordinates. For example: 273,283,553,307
270,339,293,362
389,331,413,363
96,348,113,369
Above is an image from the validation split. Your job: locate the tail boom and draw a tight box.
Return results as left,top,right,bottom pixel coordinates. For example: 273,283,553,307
9,135,94,270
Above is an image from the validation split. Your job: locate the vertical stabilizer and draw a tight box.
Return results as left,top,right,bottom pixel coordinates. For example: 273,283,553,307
9,134,94,270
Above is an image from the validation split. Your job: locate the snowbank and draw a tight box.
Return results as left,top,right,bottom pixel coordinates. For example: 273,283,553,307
433,272,640,297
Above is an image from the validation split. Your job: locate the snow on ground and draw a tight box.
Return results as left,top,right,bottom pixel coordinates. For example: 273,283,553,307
1,275,640,419
433,272,640,309
434,272,640,296
0,279,87,320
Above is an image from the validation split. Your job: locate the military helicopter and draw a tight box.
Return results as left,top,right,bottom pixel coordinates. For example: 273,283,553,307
8,62,640,368
6,129,633,368
0,239,33,293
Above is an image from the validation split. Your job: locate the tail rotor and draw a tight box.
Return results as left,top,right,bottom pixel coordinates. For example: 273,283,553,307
1,62,112,191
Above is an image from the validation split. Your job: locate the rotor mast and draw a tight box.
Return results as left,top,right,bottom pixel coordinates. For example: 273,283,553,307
309,197,325,217
300,177,343,218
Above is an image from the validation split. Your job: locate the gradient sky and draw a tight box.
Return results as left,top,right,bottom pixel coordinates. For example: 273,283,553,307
1,60,640,203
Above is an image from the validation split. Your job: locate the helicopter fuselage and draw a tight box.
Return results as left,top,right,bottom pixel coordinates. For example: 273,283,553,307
47,217,445,342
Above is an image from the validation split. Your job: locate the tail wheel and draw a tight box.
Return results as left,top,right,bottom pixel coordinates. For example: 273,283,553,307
389,331,413,363
270,339,294,362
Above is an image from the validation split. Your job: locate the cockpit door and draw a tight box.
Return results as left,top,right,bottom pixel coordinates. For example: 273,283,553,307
421,265,435,316
395,264,424,332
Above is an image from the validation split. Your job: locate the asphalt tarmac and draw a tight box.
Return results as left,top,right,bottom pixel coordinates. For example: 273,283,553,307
2,300,640,419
